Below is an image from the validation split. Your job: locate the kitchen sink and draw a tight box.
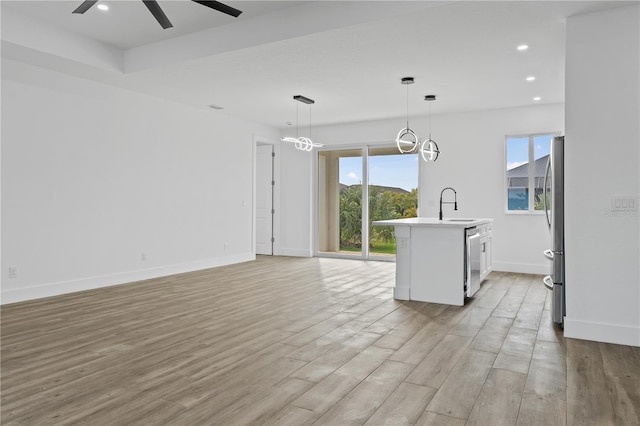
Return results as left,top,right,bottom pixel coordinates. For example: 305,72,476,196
444,219,476,222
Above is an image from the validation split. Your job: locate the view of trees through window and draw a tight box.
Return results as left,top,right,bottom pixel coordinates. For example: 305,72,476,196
318,148,418,258
339,185,418,254
336,149,418,256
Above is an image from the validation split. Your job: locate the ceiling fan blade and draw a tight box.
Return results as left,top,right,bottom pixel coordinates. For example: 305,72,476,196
72,0,98,14
191,0,242,18
142,0,173,29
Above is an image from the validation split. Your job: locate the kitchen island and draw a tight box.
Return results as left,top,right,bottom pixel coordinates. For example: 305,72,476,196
373,218,493,305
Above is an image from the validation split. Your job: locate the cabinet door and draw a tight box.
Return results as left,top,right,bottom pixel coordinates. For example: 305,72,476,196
479,236,488,279
486,236,492,273
479,235,492,282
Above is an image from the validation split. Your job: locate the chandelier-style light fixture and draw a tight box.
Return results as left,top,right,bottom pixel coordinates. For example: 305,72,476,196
281,95,324,151
422,95,440,162
396,77,419,154
394,77,440,162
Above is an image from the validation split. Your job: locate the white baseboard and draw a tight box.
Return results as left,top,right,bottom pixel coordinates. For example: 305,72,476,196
492,261,548,275
394,286,410,300
564,317,640,347
1,253,255,305
278,248,312,257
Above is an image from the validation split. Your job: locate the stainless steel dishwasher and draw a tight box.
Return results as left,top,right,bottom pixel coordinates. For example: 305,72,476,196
465,227,481,297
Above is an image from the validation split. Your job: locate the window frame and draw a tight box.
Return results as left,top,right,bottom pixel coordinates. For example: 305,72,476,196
504,132,559,215
313,141,421,261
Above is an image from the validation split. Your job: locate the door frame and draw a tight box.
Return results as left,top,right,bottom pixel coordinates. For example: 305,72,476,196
253,135,281,256
313,140,421,261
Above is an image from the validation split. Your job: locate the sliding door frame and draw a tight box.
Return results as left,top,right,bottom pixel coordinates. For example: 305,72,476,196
313,140,421,261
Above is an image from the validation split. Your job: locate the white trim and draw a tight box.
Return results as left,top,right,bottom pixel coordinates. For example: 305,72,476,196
394,286,410,300
492,261,548,275
1,253,255,305
565,317,640,347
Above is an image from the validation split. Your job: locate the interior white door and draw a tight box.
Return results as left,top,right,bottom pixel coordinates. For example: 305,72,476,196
256,144,274,255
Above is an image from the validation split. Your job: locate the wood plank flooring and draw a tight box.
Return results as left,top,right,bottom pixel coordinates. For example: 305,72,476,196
2,256,639,425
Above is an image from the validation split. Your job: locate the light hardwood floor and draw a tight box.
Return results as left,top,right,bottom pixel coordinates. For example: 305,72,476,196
2,256,639,425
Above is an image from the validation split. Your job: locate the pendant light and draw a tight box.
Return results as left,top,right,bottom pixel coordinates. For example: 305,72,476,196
282,95,324,151
396,77,419,154
421,95,440,162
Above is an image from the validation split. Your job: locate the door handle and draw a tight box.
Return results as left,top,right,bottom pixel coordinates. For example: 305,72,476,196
544,157,551,229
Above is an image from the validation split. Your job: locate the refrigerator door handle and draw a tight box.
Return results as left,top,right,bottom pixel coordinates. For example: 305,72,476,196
552,251,564,284
543,275,553,290
543,156,551,230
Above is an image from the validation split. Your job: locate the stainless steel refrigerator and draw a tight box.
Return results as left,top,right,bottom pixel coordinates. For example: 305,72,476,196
543,136,565,326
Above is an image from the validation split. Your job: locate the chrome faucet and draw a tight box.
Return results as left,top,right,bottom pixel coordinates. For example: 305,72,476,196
439,187,458,220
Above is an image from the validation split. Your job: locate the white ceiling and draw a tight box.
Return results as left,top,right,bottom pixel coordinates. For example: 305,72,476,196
2,0,306,50
1,0,634,129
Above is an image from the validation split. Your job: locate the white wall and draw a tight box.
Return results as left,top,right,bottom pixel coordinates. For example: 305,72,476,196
278,142,314,257
281,103,564,274
1,59,280,304
564,5,640,346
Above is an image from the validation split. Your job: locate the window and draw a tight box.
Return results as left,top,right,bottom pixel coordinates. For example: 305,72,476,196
317,146,418,259
505,134,554,212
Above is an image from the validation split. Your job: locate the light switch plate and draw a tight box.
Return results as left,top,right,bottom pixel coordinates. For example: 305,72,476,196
612,196,638,210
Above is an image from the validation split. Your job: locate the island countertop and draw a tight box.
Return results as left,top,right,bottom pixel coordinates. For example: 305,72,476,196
372,216,494,305
372,217,493,228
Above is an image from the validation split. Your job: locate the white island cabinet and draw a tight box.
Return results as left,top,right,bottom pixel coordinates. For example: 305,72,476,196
372,218,493,306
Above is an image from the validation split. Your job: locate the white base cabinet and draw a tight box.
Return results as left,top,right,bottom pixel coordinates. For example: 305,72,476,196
373,217,493,306
478,223,493,282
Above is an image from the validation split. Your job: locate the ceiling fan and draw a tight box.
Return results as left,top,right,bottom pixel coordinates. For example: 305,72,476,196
72,0,242,29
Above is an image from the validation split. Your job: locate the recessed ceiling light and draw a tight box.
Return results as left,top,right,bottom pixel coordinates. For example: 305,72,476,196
526,76,536,82
517,44,529,51
533,97,541,101
209,104,224,110
97,4,109,11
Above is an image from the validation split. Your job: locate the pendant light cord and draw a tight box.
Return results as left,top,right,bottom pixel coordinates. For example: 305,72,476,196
406,83,410,129
429,101,432,139
296,101,299,138
309,104,312,140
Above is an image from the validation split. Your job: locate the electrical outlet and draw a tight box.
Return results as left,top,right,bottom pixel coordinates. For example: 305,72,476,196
141,253,147,262
397,238,409,249
224,242,229,250
8,267,17,279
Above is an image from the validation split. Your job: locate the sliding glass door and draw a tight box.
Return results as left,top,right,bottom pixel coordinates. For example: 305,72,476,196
368,147,418,258
318,149,363,257
317,146,418,260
